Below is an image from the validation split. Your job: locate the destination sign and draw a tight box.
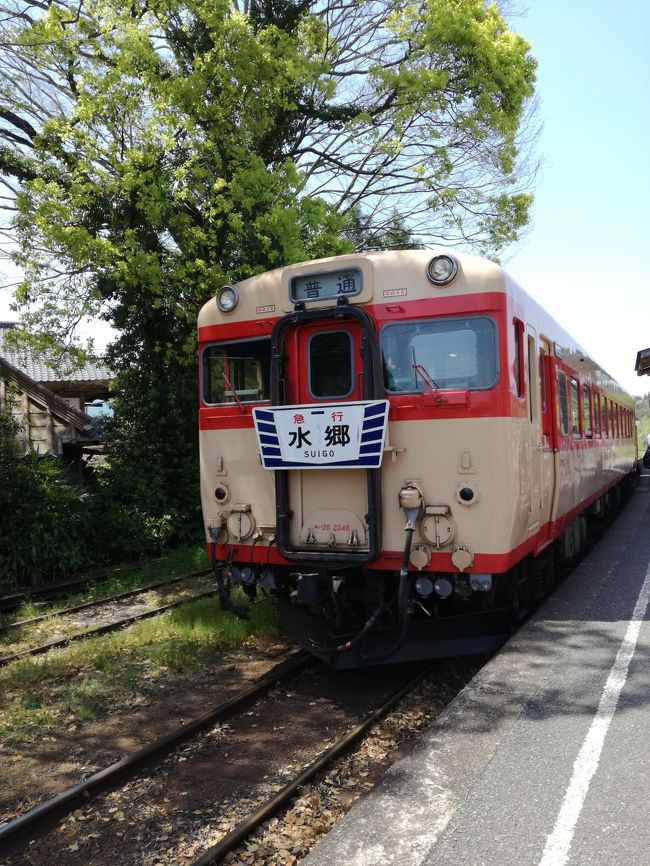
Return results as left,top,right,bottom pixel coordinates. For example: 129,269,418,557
289,268,362,303
253,400,388,469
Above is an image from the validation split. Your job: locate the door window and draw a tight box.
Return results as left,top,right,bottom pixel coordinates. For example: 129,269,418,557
308,330,353,398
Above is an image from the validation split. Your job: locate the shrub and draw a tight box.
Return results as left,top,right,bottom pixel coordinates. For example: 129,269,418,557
0,408,92,588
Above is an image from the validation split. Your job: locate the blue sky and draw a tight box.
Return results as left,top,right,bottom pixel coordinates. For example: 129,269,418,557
504,0,650,395
1,1,649,394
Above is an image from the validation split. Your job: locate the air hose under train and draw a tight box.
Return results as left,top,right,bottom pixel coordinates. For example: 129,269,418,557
312,485,423,659
210,543,251,619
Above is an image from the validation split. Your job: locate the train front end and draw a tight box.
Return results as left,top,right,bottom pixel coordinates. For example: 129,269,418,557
198,250,517,667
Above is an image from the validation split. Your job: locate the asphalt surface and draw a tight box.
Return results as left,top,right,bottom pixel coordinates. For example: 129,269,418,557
303,477,650,866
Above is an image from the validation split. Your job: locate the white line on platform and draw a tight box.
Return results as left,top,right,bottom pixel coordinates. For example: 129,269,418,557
538,563,650,866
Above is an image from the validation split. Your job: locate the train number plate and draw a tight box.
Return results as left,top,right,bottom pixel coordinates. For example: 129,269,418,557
253,400,389,469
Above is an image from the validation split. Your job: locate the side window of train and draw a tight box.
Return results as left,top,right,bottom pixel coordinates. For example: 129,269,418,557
539,342,553,440
202,339,271,405
593,393,601,437
602,398,609,436
514,318,525,398
557,370,570,436
308,331,353,398
381,316,498,392
570,378,580,437
526,333,537,422
582,385,593,438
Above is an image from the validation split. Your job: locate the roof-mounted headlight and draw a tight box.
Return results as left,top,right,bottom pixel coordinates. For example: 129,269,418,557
427,255,458,286
217,285,240,312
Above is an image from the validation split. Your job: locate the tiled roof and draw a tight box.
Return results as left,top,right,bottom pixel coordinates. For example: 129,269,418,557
0,354,97,433
0,322,114,384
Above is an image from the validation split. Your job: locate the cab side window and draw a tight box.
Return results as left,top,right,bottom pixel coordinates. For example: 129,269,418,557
202,339,271,405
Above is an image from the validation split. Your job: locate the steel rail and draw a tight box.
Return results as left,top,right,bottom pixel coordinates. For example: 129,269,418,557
0,588,219,668
190,665,433,866
0,568,212,634
0,651,311,857
0,558,169,612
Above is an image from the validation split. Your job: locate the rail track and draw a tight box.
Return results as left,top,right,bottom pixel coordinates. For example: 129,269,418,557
0,558,173,613
0,568,212,634
0,651,482,865
0,570,216,668
0,651,312,857
187,664,433,866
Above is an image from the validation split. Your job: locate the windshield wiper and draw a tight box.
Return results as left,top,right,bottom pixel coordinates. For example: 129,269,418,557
411,347,439,392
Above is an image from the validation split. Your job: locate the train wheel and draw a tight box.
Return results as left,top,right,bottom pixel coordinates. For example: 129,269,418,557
542,546,556,591
529,552,549,603
511,559,532,621
557,519,580,564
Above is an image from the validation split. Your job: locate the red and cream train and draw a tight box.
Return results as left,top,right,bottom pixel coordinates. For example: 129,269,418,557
198,250,637,666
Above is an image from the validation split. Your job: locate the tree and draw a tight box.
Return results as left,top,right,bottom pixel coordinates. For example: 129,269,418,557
0,1,537,345
0,0,538,544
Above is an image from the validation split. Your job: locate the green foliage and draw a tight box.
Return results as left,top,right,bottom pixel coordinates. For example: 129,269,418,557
0,593,280,741
0,404,89,587
2,1,537,348
0,544,208,627
94,357,202,553
344,207,424,251
0,397,197,590
0,592,279,742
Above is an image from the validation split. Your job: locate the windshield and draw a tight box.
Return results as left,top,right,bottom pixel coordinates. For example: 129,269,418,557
381,316,498,392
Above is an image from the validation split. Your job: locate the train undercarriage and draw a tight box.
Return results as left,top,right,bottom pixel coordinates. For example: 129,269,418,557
211,472,638,668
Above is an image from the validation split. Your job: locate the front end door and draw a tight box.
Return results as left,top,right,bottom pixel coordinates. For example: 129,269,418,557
265,304,385,563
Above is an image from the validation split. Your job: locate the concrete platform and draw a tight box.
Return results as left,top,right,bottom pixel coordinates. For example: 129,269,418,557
303,477,650,866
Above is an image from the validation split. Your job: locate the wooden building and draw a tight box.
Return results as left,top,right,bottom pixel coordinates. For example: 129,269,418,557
0,322,114,457
636,348,650,378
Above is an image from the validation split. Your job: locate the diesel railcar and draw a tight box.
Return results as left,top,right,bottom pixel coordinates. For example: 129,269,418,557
198,250,637,667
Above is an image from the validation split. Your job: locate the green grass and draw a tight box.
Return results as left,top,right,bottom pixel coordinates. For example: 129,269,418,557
0,591,281,743
0,544,210,628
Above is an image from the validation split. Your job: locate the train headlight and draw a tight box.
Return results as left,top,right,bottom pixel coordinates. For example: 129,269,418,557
427,254,458,286
217,285,240,312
